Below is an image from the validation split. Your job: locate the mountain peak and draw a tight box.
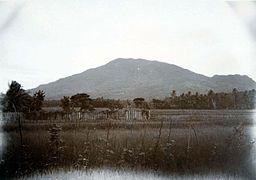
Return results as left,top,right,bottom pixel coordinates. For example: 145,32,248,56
30,58,256,99
107,58,155,65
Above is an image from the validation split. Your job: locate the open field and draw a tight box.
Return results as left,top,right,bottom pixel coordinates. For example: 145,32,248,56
2,109,255,129
0,110,255,179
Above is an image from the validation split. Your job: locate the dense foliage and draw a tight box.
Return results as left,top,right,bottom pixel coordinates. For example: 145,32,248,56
2,81,255,111
1,81,45,113
55,89,256,111
151,89,255,109
30,90,45,111
1,81,32,113
91,97,124,110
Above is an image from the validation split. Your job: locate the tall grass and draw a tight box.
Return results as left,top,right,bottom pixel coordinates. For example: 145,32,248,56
0,115,254,179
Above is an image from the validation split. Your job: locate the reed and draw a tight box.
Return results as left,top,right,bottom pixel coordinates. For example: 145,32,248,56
0,116,254,179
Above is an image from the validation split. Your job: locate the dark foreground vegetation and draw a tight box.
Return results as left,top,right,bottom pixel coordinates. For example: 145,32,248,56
0,113,255,179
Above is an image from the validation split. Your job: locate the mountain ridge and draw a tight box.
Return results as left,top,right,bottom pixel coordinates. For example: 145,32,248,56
29,58,256,99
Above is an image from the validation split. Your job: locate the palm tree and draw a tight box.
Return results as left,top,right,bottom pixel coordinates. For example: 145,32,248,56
207,90,216,109
232,88,238,109
2,81,32,113
171,90,176,98
1,81,31,145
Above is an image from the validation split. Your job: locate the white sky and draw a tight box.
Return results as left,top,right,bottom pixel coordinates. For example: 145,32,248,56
0,0,256,93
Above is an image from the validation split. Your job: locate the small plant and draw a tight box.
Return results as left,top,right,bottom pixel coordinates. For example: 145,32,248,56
48,124,63,166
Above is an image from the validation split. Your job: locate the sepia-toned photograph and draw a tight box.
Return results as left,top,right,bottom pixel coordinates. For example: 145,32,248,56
0,0,256,179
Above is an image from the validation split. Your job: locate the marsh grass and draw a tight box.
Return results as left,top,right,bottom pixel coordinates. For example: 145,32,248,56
0,113,255,179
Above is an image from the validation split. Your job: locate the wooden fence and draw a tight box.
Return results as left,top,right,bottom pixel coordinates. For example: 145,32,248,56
1,109,254,125
1,108,150,124
1,112,23,124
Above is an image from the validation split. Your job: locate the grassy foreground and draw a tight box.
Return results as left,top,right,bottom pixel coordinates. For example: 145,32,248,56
0,114,255,179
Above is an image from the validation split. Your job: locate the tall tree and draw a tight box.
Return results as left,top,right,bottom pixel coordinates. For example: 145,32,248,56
60,96,71,112
232,88,238,109
171,90,176,98
1,81,31,145
70,93,93,111
1,81,32,113
31,90,45,111
248,89,255,109
133,97,146,109
207,90,216,109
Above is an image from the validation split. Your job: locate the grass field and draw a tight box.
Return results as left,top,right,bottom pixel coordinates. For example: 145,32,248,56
0,110,255,179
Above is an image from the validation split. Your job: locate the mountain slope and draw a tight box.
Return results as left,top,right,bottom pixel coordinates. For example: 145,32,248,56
30,58,256,99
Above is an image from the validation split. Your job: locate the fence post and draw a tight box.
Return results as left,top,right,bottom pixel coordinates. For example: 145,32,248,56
18,113,23,146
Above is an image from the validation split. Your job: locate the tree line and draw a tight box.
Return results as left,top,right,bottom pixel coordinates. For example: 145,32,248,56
150,89,255,109
1,81,255,113
30,88,256,110
44,89,256,110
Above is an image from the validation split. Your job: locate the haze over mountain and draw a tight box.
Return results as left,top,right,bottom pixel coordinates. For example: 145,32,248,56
30,58,256,100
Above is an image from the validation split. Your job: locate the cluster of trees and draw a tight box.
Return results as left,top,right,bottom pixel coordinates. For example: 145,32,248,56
132,97,149,109
60,95,124,112
91,97,123,110
1,81,45,113
150,89,255,109
35,89,256,111
1,81,255,113
60,93,93,112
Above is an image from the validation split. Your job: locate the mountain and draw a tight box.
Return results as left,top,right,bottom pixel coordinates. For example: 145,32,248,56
29,58,256,99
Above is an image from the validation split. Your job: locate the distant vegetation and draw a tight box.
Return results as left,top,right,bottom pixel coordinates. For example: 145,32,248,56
151,89,255,109
1,81,255,114
1,81,45,113
55,89,255,111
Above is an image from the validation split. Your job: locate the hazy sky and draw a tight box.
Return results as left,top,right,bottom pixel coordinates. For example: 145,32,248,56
0,0,256,93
